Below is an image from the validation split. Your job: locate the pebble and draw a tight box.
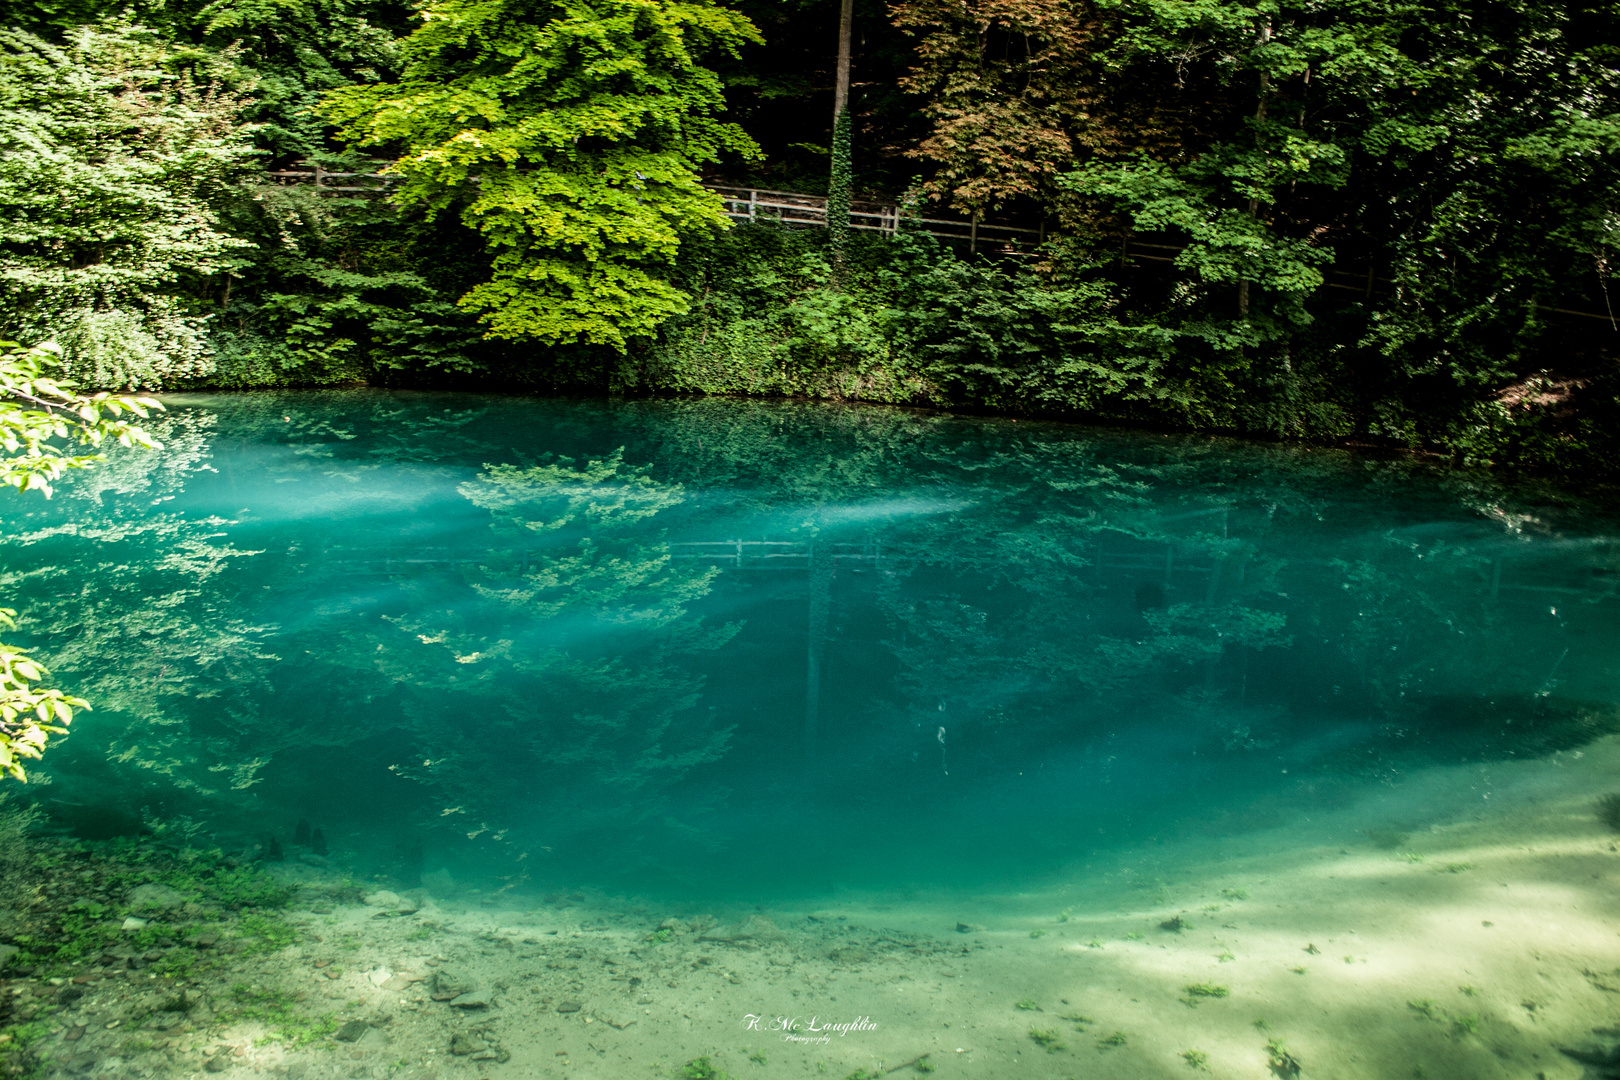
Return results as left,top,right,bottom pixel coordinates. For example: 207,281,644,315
556,1001,582,1013
333,1020,369,1042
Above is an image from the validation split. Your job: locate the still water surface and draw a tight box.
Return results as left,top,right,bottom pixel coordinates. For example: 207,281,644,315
8,391,1620,1078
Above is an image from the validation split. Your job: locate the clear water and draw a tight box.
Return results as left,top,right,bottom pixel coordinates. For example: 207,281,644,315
9,391,1620,1079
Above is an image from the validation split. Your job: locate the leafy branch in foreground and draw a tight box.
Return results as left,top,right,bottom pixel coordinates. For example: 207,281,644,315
0,340,161,780
0,608,83,783
1,341,162,496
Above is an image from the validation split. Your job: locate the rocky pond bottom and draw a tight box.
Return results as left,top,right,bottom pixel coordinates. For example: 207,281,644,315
7,729,1620,1080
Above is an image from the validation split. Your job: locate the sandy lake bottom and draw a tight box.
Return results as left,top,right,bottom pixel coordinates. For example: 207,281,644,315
18,731,1620,1080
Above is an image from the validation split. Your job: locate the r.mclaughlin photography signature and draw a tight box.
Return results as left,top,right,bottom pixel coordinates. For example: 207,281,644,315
742,1013,879,1044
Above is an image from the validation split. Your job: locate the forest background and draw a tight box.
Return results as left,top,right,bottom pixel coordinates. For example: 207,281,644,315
3,0,1619,471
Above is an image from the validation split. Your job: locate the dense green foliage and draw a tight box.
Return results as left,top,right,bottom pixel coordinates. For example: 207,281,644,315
0,0,1615,469
0,25,258,388
324,0,762,348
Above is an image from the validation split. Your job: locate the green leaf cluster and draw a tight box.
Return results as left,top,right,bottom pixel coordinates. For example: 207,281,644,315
324,0,763,348
0,340,159,780
0,26,260,387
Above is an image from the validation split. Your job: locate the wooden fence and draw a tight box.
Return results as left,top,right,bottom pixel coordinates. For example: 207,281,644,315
260,163,1615,322
704,185,1040,247
264,164,1040,248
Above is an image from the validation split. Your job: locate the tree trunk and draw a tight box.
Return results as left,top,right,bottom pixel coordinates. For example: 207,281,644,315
828,0,855,283
1240,19,1272,319
833,0,853,122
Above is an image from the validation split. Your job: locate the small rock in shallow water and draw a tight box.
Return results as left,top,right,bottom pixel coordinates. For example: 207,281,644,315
449,989,492,1008
333,1020,369,1042
121,917,148,931
429,970,472,1001
363,890,403,909
556,1001,582,1013
449,1034,481,1056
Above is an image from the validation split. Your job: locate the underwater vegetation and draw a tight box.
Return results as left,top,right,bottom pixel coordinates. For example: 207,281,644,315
0,1019,48,1080
1266,1038,1302,1077
225,985,339,1048
1596,793,1620,832
1182,983,1231,1007
1408,999,1481,1037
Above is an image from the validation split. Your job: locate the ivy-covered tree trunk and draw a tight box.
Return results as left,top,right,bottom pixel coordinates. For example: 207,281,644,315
828,108,854,282
827,0,856,283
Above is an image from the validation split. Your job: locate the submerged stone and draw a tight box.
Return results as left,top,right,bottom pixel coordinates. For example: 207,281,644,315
333,1020,369,1042
429,970,472,1000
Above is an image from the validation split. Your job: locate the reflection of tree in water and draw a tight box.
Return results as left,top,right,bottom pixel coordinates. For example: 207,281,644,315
737,427,1620,790
378,450,736,880
0,410,278,833
6,392,1618,866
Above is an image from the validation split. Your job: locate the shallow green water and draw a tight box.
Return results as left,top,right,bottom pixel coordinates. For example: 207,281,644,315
7,391,1618,907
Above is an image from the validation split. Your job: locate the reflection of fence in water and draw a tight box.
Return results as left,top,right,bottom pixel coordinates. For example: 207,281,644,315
669,540,884,570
